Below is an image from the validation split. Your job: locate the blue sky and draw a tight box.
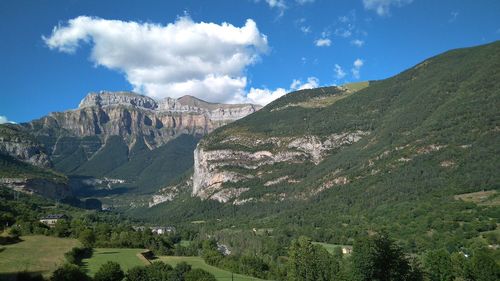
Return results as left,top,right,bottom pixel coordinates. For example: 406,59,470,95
1,0,499,123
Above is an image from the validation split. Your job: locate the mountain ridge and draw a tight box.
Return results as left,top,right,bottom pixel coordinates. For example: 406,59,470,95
137,41,499,253
1,91,261,195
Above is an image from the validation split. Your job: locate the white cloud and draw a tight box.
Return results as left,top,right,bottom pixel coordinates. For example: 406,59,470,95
246,87,288,105
300,26,311,33
43,16,269,103
0,116,15,124
362,0,413,16
296,0,315,4
351,39,365,47
338,15,350,23
448,11,459,23
334,64,346,79
245,77,319,105
259,0,287,17
314,38,331,47
292,77,319,90
351,58,364,79
334,28,352,38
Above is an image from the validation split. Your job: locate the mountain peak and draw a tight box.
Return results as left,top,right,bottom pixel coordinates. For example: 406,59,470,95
78,91,157,110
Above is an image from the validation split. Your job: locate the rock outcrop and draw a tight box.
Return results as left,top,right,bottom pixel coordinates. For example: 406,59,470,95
26,91,261,149
192,131,369,203
0,125,51,168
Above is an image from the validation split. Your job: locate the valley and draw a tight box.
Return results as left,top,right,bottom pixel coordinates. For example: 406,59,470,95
1,6,499,280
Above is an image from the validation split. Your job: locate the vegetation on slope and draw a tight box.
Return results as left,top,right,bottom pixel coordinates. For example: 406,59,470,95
139,41,500,255
0,153,67,183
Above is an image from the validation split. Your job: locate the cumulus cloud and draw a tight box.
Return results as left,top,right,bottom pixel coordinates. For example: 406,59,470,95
334,64,346,79
314,32,332,47
363,0,413,16
245,77,319,105
351,39,365,47
0,116,15,124
43,16,270,103
351,58,364,79
291,77,319,90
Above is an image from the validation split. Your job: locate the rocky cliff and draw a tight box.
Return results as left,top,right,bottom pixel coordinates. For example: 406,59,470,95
0,124,51,168
150,85,371,205
192,130,369,203
26,91,261,149
5,91,260,192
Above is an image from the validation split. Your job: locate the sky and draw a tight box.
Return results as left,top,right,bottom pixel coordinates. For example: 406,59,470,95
1,0,499,123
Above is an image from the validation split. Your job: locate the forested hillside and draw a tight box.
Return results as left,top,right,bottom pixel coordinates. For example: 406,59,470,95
136,41,500,255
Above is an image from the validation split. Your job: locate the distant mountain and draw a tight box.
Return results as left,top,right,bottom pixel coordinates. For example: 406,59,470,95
0,92,260,195
0,125,70,199
139,41,499,251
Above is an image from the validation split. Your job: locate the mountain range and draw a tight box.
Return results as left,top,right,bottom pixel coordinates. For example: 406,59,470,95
0,92,260,198
0,41,499,250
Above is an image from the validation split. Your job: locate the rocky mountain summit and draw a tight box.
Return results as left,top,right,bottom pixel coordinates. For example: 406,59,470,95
27,91,261,149
1,91,260,196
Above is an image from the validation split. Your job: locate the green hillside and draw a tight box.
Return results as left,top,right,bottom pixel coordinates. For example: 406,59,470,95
136,41,500,253
0,154,66,183
37,133,199,194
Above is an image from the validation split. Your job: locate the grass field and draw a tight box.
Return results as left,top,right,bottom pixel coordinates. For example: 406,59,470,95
313,242,352,255
0,235,80,277
82,248,148,276
159,256,269,281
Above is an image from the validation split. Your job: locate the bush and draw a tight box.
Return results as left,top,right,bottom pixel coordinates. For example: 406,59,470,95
184,269,217,281
64,247,92,265
94,261,125,281
51,263,90,281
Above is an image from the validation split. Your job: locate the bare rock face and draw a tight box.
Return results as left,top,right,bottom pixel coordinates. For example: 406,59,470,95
192,131,369,203
0,125,51,168
28,91,261,149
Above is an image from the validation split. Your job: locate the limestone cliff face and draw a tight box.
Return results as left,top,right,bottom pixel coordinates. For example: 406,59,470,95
0,125,51,168
27,91,261,149
192,131,369,203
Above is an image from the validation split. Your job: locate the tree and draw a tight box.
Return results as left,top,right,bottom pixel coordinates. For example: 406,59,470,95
184,269,217,281
146,261,173,281
79,229,96,248
9,226,20,238
287,236,338,281
201,239,223,266
54,220,71,237
423,249,454,281
352,233,421,281
172,262,192,280
51,263,90,281
469,251,500,281
125,266,148,281
94,261,125,281
450,252,469,280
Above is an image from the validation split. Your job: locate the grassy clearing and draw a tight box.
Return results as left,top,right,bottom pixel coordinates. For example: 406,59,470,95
82,248,148,276
313,242,352,255
454,190,499,206
159,256,268,281
296,92,353,108
0,235,80,277
342,81,370,92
